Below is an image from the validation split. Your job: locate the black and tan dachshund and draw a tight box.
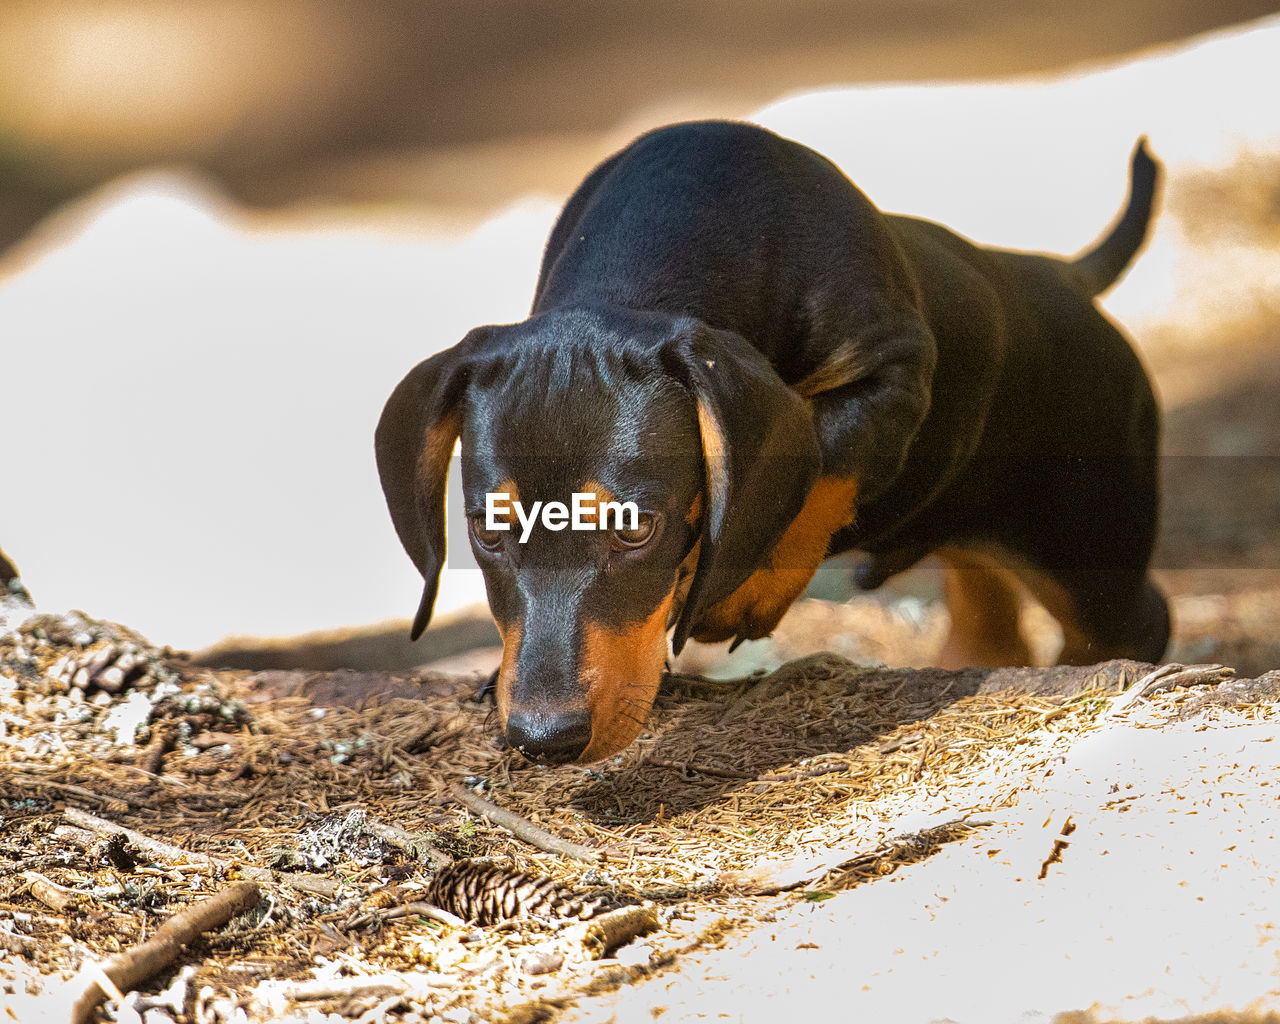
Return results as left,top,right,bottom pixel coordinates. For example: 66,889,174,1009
376,120,1168,765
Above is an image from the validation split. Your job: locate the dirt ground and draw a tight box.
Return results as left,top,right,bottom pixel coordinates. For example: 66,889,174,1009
2,607,1277,1024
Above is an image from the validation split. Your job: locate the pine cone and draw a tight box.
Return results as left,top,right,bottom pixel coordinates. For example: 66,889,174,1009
424,860,611,926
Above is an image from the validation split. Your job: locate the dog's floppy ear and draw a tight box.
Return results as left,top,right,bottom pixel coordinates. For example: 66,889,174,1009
663,325,821,654
375,329,489,640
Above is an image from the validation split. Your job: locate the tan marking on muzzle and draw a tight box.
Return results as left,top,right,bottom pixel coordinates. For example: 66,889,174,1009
576,480,620,528
493,617,521,729
577,585,676,763
491,478,519,528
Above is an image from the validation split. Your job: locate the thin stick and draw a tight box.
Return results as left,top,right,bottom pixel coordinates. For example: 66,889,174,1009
579,904,660,959
280,973,449,1003
361,819,452,872
69,880,260,1024
643,757,754,780
139,722,179,777
757,764,845,783
21,871,80,912
447,783,602,863
0,930,35,955
343,900,467,932
1106,663,1235,717
721,813,988,894
64,808,338,898
5,773,131,808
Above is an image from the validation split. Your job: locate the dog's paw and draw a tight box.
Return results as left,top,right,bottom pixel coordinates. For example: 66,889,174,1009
473,668,499,704
688,568,807,646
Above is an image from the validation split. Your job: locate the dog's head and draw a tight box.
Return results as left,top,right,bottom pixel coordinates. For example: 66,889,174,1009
376,306,819,764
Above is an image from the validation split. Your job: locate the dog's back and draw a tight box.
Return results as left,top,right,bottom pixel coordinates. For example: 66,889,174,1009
533,120,919,382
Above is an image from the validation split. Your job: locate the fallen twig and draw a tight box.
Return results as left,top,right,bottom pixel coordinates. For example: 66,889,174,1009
279,972,449,1003
69,880,260,1024
342,900,467,932
138,721,180,777
361,818,452,871
642,757,754,780
1106,663,1235,718
576,904,660,959
757,763,846,783
2,853,79,874
52,824,99,848
720,813,989,894
0,929,36,955
1037,816,1077,880
448,783,602,864
22,871,81,912
64,807,338,898
5,773,132,809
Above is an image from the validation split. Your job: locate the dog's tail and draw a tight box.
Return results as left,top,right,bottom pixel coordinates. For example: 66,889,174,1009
1068,137,1161,296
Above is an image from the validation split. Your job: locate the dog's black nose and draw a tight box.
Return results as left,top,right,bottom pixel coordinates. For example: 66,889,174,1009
505,708,592,764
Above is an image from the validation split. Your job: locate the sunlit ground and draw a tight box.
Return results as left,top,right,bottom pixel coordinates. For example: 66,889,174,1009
2,16,1278,650
584,699,1280,1024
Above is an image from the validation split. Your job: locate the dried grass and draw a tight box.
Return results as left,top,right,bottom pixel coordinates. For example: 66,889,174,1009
0,615,1262,1022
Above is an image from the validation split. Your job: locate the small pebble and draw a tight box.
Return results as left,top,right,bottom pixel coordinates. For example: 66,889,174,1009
519,948,564,976
98,666,125,691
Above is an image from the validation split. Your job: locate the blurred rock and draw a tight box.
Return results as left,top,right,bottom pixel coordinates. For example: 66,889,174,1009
1,0,1277,245
0,546,33,607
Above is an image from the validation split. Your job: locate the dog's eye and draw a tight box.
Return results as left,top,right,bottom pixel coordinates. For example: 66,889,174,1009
609,513,658,550
469,516,507,552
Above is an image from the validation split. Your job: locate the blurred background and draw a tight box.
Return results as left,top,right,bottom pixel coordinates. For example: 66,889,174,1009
1,0,1278,675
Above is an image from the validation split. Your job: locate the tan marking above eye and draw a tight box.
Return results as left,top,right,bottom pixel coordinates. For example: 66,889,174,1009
574,480,618,528
476,478,519,529
494,478,519,507
578,480,617,503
